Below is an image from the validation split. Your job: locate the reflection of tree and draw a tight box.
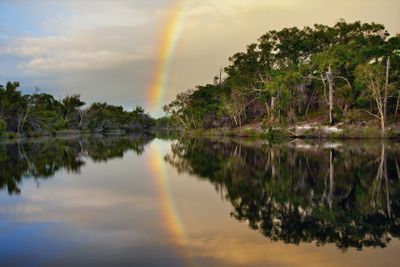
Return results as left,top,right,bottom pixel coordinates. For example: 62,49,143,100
84,136,150,161
165,138,400,251
0,135,153,194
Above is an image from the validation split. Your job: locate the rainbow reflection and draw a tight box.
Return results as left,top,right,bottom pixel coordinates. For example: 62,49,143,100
149,142,196,266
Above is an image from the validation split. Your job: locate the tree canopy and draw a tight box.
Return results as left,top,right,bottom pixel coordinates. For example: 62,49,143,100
163,21,400,131
0,83,155,136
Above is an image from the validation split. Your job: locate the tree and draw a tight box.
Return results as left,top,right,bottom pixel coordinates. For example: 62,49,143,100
62,94,85,127
25,93,65,133
221,88,247,127
0,82,155,135
164,20,398,130
0,82,27,133
356,63,394,136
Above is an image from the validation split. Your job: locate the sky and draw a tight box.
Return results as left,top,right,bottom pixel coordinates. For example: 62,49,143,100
0,0,399,116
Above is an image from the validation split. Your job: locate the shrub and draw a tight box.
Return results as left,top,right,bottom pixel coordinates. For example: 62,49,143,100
264,127,286,142
0,118,7,136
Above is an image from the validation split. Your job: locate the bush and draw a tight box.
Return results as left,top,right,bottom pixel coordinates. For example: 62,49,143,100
344,110,365,124
0,118,7,136
5,132,18,139
264,127,286,142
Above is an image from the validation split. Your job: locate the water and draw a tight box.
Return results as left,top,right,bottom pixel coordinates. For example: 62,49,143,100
0,136,399,267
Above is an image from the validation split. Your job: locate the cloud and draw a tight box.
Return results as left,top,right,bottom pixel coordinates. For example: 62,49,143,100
0,0,399,114
0,0,168,109
2,27,155,74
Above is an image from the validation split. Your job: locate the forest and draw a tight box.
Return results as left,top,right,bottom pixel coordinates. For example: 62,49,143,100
0,81,155,137
2,21,400,139
163,20,400,136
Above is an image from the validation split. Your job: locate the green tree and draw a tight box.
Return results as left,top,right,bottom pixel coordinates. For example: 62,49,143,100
62,94,85,127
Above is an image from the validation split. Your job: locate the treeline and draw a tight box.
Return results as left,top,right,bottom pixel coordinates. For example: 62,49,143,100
163,20,400,134
0,82,155,137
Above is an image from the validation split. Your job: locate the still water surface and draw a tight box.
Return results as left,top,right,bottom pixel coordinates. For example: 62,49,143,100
0,136,399,267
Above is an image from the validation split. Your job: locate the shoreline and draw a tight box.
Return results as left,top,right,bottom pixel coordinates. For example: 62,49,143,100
0,129,155,141
183,123,400,140
2,123,400,141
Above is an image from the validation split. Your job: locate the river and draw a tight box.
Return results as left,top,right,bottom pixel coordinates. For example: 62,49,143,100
0,136,399,267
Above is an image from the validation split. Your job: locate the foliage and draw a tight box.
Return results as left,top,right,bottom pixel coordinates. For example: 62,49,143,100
164,21,400,130
0,118,6,136
0,83,155,136
62,94,85,128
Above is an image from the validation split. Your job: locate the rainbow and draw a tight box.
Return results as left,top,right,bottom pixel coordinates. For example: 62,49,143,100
147,2,197,264
148,0,188,115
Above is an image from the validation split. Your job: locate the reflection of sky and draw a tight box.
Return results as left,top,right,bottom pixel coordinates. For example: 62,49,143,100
0,140,399,266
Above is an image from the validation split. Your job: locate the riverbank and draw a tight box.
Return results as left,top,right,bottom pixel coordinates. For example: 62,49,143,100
184,122,400,140
2,122,400,141
0,128,155,140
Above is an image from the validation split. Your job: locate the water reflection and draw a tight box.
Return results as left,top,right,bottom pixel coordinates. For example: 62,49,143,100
165,138,400,251
0,135,152,194
1,136,400,266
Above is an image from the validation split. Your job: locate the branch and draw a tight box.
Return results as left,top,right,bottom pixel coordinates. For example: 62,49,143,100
333,75,351,87
357,109,381,120
244,97,259,107
307,74,324,81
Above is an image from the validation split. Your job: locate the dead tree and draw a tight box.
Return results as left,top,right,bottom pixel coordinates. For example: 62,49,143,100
384,57,390,122
326,65,334,126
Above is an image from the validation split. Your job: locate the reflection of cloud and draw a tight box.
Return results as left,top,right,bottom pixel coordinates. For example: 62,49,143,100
165,154,400,267
0,153,163,236
0,187,157,231
1,139,400,266
181,234,400,267
184,237,331,267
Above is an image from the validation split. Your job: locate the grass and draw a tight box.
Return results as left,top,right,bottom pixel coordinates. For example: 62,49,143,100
184,123,400,140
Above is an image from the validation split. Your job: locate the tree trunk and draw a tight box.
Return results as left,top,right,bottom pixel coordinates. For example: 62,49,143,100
384,57,390,122
219,67,222,85
326,66,334,125
305,87,316,117
383,144,391,218
320,73,327,102
395,156,400,180
381,114,385,138
395,91,400,119
328,149,334,209
270,97,276,121
78,110,86,129
373,142,385,206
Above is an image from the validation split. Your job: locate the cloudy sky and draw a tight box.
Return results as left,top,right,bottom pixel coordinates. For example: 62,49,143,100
1,0,399,116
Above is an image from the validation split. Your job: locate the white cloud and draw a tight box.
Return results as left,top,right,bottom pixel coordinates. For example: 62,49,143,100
0,0,163,73
3,27,155,74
